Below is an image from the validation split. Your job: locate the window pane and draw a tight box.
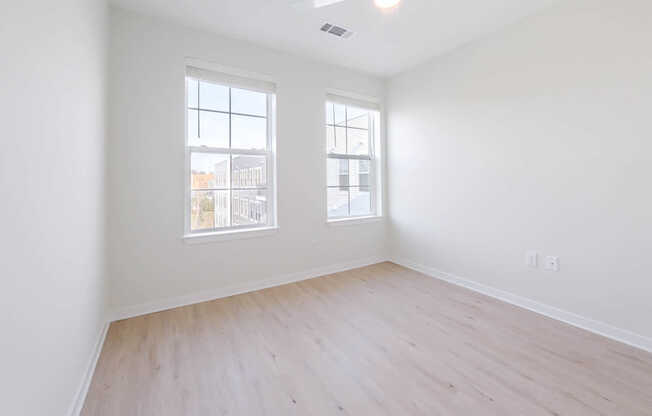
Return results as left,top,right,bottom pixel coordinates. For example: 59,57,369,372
327,158,349,188
346,107,369,129
231,88,266,117
191,191,214,231
327,188,349,218
188,109,199,144
327,125,346,154
333,103,346,126
347,127,369,155
191,191,230,231
187,78,198,108
232,189,267,226
350,187,371,216
213,190,230,228
349,160,370,187
199,81,229,112
192,111,229,148
191,153,229,189
325,102,334,125
232,155,266,188
232,114,266,150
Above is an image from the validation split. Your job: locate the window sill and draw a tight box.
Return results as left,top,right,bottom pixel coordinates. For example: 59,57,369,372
183,226,279,245
327,216,384,227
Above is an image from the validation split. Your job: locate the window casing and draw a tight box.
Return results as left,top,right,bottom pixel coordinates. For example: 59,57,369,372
185,68,276,235
326,100,380,220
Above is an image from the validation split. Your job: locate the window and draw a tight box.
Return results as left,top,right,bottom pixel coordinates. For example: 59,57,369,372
326,99,380,220
185,66,276,235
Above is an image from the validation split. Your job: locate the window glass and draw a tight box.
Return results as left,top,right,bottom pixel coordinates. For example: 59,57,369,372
191,153,229,189
231,88,266,117
232,115,267,150
195,111,229,148
187,79,199,108
350,187,371,216
326,100,378,219
232,189,267,226
199,81,229,112
232,155,266,188
191,191,216,231
346,106,368,129
186,75,274,233
326,102,346,126
326,125,347,154
327,188,349,218
347,128,369,155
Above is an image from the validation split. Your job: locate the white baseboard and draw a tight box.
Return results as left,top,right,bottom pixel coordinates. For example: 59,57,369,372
68,321,110,416
109,256,387,322
391,257,652,354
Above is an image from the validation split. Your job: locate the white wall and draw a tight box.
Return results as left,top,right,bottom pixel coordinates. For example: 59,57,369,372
388,0,652,340
0,1,108,415
108,8,387,312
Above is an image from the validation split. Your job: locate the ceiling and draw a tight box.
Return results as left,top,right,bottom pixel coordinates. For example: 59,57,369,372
109,0,559,77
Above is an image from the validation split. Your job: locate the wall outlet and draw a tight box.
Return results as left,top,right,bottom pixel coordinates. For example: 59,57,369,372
526,251,538,269
544,256,559,272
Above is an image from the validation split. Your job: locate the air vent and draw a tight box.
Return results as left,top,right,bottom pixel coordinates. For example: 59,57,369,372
320,23,354,39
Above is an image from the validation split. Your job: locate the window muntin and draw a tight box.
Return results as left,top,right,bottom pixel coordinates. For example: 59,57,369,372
186,76,275,234
326,101,377,219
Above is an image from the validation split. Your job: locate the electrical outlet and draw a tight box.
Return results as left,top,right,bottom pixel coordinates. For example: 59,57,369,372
526,251,538,269
544,256,559,272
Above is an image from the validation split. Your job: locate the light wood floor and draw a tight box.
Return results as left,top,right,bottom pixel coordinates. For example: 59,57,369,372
82,262,652,415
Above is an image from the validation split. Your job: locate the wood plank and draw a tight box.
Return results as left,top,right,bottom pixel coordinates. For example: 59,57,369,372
81,262,652,416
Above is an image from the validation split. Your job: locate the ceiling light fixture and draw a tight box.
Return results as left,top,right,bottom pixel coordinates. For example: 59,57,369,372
295,0,402,10
374,0,401,9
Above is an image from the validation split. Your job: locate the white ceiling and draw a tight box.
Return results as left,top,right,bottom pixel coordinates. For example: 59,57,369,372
109,0,559,77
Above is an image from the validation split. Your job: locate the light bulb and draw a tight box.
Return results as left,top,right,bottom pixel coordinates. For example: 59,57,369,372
374,0,401,9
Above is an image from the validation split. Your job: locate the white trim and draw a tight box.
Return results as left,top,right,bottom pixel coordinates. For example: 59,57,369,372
325,89,381,110
327,216,384,226
109,256,387,322
185,59,276,94
326,153,371,160
190,146,267,156
67,322,110,416
391,257,652,354
183,225,279,244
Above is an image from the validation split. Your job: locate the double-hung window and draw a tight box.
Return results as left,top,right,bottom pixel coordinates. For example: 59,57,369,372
185,66,276,235
326,96,380,220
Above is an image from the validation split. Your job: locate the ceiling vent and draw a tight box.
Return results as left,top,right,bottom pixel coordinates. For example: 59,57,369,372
320,23,354,39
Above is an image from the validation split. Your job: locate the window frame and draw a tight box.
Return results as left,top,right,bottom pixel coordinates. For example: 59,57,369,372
184,72,277,238
325,100,380,221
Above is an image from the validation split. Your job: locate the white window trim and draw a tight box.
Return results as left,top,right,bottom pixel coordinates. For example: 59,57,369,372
183,65,278,240
326,90,381,111
327,216,384,227
325,94,383,223
183,225,279,245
